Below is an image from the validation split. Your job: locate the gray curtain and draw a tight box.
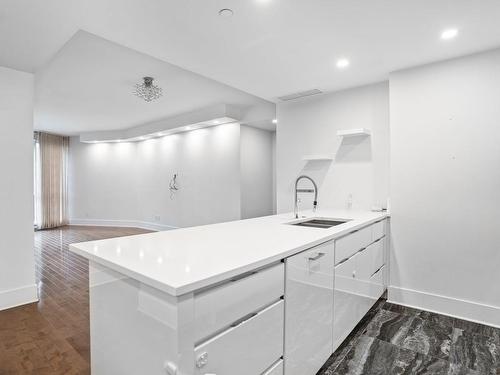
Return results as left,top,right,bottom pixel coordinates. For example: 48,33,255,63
35,132,69,229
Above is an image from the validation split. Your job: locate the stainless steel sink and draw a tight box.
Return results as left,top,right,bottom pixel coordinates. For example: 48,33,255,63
289,218,350,229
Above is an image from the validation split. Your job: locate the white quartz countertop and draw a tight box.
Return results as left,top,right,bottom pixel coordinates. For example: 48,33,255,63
70,209,388,296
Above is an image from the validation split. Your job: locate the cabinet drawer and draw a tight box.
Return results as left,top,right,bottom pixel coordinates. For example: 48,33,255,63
263,360,283,375
356,238,385,280
194,263,284,342
372,220,386,242
369,265,386,300
194,300,284,375
335,226,372,264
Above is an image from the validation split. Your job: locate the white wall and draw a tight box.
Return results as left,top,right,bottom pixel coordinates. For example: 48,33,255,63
68,139,140,224
240,126,274,219
69,123,243,229
389,48,500,326
276,82,389,214
135,123,242,228
0,66,37,310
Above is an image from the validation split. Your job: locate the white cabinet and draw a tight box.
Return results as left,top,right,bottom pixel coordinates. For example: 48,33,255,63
356,239,384,280
372,220,386,242
194,263,284,342
335,226,372,264
333,228,387,352
332,254,360,351
194,300,284,375
263,360,283,375
285,240,334,375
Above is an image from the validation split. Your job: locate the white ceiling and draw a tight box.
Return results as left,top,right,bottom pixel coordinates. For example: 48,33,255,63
34,31,273,135
2,0,500,111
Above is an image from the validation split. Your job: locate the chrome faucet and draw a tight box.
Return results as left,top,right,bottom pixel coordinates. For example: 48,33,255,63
294,175,318,218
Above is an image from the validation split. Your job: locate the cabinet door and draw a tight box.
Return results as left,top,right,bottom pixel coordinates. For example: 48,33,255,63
285,240,334,375
333,254,360,351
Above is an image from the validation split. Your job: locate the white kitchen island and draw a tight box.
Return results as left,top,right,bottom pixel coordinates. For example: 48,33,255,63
70,210,389,375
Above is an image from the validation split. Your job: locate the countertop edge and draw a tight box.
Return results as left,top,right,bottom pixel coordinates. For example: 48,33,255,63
70,212,389,297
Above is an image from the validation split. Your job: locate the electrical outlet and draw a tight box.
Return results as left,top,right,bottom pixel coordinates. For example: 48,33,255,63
154,215,161,222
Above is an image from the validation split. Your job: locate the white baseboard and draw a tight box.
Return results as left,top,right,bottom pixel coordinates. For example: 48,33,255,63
69,218,178,232
0,284,39,311
388,285,500,328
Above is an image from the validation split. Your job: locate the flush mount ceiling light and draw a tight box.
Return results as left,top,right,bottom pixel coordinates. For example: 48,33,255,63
441,28,459,40
218,8,234,17
133,76,163,102
336,58,350,69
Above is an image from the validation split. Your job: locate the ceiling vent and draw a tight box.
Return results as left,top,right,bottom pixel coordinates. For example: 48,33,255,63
278,89,323,101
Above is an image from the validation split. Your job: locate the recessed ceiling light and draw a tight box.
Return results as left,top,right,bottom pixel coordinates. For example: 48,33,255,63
218,8,233,17
441,28,458,40
336,58,350,69
272,119,278,124
185,126,192,131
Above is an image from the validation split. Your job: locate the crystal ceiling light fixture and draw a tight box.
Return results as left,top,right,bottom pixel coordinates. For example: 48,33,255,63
133,76,163,102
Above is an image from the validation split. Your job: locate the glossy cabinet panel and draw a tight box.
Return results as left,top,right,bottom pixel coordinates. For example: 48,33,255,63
262,359,283,375
356,239,384,280
370,265,386,299
285,240,334,375
335,226,372,264
333,254,360,351
333,235,387,352
194,263,284,342
194,300,284,375
89,262,184,375
372,220,386,242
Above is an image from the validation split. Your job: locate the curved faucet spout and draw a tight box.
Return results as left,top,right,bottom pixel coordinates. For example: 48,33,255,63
294,175,318,219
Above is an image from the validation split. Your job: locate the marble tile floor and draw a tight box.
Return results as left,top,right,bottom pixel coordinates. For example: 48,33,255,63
318,299,500,375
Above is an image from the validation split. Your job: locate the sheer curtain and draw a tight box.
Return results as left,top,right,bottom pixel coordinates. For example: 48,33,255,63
34,132,69,229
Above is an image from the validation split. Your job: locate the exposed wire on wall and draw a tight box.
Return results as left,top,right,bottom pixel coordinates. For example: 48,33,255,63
169,173,180,200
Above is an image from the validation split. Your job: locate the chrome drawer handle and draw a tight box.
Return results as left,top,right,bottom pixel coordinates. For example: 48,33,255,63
336,257,349,266
371,265,384,277
308,252,325,261
230,270,258,282
230,312,258,328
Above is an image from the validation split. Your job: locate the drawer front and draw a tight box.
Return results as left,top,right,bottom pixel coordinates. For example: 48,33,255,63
372,220,386,242
369,265,386,300
335,226,372,264
194,300,284,375
194,263,284,342
263,360,283,375
285,241,334,375
355,238,385,280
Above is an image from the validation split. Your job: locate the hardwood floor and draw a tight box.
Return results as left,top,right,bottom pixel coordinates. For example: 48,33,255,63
0,226,151,375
